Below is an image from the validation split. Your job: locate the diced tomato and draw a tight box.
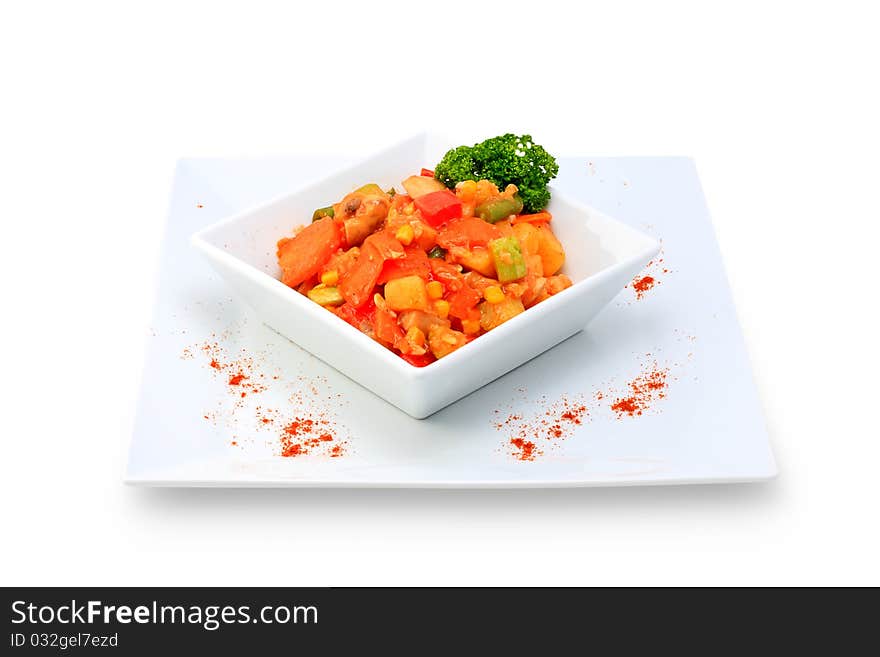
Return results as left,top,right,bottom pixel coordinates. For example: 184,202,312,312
413,220,437,251
436,217,501,249
321,247,359,278
429,258,463,290
374,307,404,346
420,168,435,178
377,248,430,284
334,297,376,333
429,259,459,277
366,231,406,259
390,193,413,212
276,217,342,288
414,189,462,228
399,352,435,367
447,285,481,320
295,274,319,295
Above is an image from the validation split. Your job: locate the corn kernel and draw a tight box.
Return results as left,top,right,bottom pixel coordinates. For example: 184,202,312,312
462,318,481,334
458,179,477,203
433,299,450,319
321,270,339,286
395,223,414,246
406,326,426,347
426,281,444,300
484,285,505,304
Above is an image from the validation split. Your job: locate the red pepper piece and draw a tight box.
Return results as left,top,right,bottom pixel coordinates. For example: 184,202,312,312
399,352,435,367
334,296,376,333
414,189,462,228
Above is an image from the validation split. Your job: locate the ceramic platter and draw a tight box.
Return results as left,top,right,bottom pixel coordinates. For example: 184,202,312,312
126,154,776,487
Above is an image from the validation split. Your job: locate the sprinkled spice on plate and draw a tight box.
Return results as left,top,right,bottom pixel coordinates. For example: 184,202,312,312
624,243,671,302
182,332,350,459
610,361,669,418
631,275,656,299
491,346,688,461
279,416,345,458
494,393,589,461
510,437,539,461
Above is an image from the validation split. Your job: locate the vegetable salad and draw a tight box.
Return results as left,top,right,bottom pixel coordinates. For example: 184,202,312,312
276,136,571,367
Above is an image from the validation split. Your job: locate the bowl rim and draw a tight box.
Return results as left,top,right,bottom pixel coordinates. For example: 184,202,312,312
191,142,660,381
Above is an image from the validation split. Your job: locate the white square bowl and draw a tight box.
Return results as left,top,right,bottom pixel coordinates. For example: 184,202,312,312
191,134,660,418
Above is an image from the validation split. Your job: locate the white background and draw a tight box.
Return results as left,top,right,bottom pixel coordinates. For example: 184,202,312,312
1,1,877,586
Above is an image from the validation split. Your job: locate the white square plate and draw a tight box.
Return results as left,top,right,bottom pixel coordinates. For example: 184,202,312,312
126,153,776,487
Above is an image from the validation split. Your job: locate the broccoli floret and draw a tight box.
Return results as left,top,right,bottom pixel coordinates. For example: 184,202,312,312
433,145,478,190
434,134,559,213
473,134,558,213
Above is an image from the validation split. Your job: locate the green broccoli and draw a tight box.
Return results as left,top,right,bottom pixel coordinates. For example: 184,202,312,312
433,145,478,190
433,134,559,213
473,134,558,213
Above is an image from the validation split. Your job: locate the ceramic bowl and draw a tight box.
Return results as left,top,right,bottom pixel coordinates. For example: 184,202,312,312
192,133,659,417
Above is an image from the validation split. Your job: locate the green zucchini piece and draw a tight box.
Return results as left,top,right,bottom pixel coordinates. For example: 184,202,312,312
488,236,527,283
311,205,335,222
475,195,524,224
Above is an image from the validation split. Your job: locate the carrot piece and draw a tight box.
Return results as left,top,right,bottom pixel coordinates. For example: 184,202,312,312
436,217,501,250
276,217,342,288
339,242,383,308
338,232,405,307
366,231,406,259
511,212,552,225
